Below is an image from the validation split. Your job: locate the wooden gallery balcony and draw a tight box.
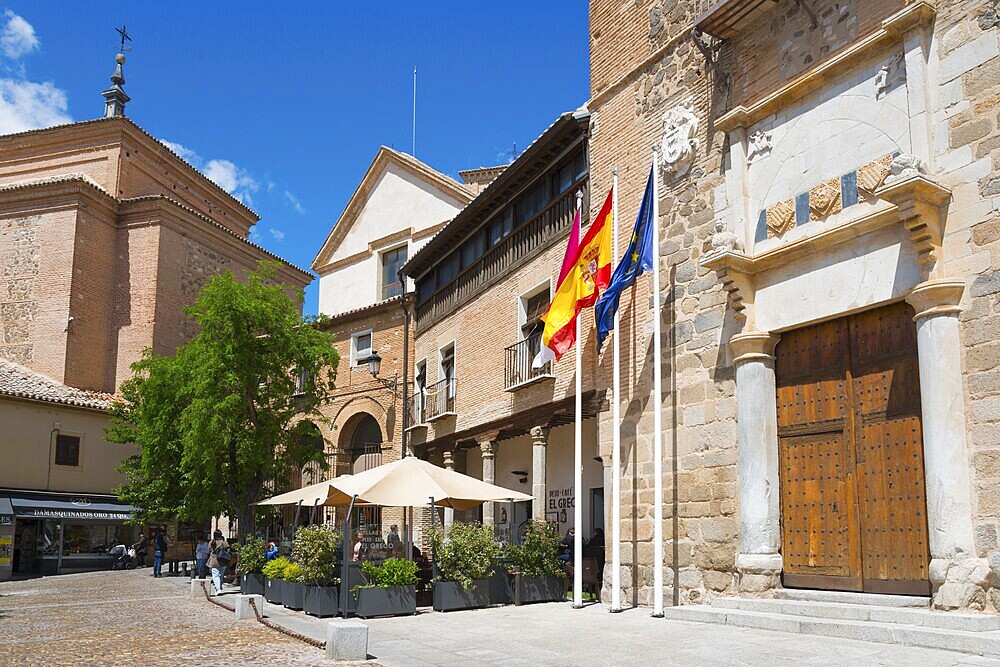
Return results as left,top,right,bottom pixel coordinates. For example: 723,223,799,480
693,0,777,38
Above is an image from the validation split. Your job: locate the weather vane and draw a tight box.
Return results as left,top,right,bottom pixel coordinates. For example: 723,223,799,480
115,25,132,54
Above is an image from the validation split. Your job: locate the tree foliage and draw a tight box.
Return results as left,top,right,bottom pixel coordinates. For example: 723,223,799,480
108,262,339,542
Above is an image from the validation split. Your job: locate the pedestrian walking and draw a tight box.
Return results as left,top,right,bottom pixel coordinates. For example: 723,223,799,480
152,529,169,577
132,531,147,568
207,529,231,596
195,537,209,578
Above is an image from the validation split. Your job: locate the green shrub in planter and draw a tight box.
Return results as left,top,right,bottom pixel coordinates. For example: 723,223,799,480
282,562,304,582
292,525,341,587
355,558,418,618
359,557,418,588
262,556,290,580
281,562,306,610
430,522,498,590
503,521,566,604
237,536,267,574
293,525,343,617
504,520,565,578
262,556,290,605
237,536,267,595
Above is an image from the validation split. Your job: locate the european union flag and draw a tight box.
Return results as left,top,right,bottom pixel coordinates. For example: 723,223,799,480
594,166,655,351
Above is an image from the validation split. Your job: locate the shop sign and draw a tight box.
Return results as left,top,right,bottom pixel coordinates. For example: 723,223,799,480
0,515,12,526
17,509,132,520
548,488,575,526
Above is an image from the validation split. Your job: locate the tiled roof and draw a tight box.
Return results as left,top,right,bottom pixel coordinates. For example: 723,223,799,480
0,359,114,411
0,115,260,219
0,172,110,196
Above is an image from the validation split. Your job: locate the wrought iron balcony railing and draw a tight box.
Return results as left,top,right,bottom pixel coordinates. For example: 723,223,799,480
504,332,552,390
425,377,456,421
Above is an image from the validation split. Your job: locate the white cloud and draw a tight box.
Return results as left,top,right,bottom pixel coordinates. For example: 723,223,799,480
203,158,258,206
0,78,71,133
269,228,285,241
160,139,201,164
249,227,262,244
283,190,305,215
1,11,38,60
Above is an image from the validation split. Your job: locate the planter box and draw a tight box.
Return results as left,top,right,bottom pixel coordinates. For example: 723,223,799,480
264,577,283,604
282,580,305,610
355,585,416,618
432,579,490,612
241,572,265,596
304,585,340,618
487,568,514,606
515,574,565,605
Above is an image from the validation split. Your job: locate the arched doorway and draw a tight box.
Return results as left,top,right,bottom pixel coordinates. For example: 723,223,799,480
348,414,383,474
299,421,325,486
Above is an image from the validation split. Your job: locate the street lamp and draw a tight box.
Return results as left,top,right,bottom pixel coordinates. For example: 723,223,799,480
366,351,382,377
363,352,397,392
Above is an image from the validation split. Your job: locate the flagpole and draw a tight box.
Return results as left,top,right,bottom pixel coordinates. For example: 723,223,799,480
651,146,664,618
610,167,622,613
573,189,584,610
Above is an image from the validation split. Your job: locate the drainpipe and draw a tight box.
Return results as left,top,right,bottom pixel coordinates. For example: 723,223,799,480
398,270,410,459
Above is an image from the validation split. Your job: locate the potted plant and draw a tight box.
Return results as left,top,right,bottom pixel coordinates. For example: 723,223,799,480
430,523,497,611
354,557,418,618
504,520,566,604
281,562,306,610
237,536,267,596
262,556,289,605
294,525,342,618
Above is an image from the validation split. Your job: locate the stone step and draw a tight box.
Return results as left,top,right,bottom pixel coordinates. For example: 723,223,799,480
662,605,1000,658
774,588,929,608
712,597,1000,631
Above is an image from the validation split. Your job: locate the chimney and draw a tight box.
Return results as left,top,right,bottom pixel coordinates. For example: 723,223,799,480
102,53,130,118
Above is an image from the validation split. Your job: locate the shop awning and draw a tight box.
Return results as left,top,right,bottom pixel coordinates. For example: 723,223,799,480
6,493,138,521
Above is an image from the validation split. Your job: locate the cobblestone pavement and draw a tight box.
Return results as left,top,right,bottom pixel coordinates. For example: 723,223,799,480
5,571,1000,666
0,570,342,666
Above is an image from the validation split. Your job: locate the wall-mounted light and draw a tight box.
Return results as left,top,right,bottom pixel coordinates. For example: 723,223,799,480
363,352,397,392
511,470,528,484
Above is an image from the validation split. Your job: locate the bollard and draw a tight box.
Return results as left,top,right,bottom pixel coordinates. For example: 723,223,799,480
235,594,264,620
191,578,210,597
325,621,368,661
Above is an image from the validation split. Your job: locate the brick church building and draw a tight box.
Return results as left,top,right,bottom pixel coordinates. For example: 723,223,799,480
0,52,310,578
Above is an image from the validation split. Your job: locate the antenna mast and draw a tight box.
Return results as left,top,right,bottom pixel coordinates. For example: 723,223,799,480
412,66,417,156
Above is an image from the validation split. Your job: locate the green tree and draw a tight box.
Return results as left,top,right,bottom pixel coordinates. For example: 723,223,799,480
108,261,338,542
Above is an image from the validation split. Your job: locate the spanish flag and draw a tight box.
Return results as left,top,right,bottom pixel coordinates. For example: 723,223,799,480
533,189,614,366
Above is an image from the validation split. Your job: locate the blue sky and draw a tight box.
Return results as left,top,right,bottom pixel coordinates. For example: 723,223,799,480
0,2,590,313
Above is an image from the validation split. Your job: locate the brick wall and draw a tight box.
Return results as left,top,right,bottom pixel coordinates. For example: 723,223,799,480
412,231,600,442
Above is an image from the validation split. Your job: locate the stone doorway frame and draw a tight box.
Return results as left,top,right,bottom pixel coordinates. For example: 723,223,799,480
702,174,991,609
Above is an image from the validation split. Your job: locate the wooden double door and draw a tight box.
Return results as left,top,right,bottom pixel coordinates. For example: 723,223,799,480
775,302,931,595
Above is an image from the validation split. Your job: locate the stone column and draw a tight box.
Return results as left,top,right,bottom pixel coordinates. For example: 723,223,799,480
529,426,549,522
480,439,498,526
730,331,783,591
906,280,990,609
442,449,455,530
